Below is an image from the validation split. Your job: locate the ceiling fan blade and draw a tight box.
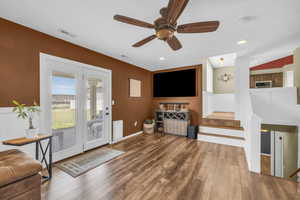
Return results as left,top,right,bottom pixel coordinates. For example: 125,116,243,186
167,36,182,51
177,21,220,33
114,15,155,29
132,35,157,47
166,0,189,25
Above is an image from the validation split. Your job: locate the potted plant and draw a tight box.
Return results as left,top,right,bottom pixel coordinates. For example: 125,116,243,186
12,100,40,138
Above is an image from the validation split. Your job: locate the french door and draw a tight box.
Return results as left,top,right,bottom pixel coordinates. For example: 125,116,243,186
40,54,112,162
83,70,110,151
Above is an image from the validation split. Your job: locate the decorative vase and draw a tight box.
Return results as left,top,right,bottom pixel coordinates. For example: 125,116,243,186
25,128,38,138
159,104,165,111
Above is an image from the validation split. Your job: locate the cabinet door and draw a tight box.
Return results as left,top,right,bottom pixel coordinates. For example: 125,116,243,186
250,75,256,88
272,73,283,87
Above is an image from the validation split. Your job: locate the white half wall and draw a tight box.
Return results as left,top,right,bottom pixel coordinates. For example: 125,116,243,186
211,93,235,113
250,87,300,125
250,87,300,174
203,92,235,116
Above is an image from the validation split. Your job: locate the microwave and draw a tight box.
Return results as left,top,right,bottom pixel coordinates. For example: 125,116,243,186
255,80,272,88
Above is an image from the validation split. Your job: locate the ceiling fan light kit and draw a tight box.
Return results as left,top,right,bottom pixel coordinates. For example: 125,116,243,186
114,0,220,51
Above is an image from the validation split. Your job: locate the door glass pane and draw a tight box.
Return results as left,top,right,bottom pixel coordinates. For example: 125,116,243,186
51,72,77,153
86,78,104,141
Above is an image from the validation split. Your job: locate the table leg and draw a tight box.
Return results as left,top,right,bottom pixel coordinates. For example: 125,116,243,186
35,141,39,160
38,138,52,181
49,137,52,178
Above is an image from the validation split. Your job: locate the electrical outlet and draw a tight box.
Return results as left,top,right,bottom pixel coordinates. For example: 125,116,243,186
134,121,138,127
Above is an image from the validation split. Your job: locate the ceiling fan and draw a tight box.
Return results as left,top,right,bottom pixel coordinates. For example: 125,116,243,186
113,0,220,51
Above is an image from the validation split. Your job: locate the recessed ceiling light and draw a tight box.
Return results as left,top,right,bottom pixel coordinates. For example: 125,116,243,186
237,40,247,45
219,57,224,66
160,57,165,61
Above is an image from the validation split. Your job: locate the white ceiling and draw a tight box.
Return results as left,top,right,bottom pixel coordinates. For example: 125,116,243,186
208,53,237,68
0,0,300,71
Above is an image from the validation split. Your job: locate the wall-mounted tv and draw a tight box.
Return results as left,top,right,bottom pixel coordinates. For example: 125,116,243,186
153,69,196,97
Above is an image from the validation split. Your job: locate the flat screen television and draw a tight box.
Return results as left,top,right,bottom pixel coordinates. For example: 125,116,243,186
153,69,196,97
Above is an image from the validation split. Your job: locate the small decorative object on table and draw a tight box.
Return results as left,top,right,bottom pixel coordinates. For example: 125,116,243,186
159,104,165,111
12,100,40,138
143,119,155,134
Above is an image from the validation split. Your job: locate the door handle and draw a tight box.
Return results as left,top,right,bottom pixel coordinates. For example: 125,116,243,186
105,107,109,116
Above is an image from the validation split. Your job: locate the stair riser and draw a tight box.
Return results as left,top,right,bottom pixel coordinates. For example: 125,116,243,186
199,126,244,137
198,135,244,147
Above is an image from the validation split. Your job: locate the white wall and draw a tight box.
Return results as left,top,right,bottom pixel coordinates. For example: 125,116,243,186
202,59,213,93
207,61,213,93
213,66,235,94
294,47,300,88
235,57,250,123
234,56,262,173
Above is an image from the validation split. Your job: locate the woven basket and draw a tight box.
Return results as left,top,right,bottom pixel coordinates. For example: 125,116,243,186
143,123,154,134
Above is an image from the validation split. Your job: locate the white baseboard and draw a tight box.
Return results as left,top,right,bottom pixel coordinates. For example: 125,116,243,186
111,131,143,144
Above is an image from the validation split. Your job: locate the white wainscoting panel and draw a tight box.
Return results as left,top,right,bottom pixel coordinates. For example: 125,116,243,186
0,107,39,158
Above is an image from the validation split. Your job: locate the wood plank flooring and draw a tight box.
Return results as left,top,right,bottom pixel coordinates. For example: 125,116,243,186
42,134,300,200
261,154,271,176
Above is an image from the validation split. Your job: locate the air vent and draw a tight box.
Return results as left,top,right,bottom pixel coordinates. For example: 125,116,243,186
240,16,258,23
58,29,76,38
121,54,129,59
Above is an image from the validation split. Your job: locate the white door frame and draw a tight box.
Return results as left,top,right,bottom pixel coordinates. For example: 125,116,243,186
40,53,112,161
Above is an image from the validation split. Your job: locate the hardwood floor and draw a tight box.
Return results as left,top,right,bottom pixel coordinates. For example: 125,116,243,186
42,134,300,200
261,154,271,176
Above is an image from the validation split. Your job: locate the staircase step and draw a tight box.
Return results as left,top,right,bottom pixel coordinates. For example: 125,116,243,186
201,118,241,128
199,132,245,140
200,124,244,131
199,126,244,137
198,132,245,147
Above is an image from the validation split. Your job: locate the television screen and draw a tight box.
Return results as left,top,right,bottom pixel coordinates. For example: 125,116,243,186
153,69,196,97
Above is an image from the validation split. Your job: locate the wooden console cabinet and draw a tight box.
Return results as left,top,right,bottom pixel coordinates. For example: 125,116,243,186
155,110,190,136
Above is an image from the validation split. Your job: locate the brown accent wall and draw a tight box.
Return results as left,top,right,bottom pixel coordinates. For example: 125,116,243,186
152,65,202,125
0,18,152,137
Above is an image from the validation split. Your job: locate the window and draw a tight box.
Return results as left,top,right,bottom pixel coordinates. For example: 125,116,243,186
51,73,76,130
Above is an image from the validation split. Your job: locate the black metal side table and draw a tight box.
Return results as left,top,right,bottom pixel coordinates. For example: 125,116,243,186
2,134,53,181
